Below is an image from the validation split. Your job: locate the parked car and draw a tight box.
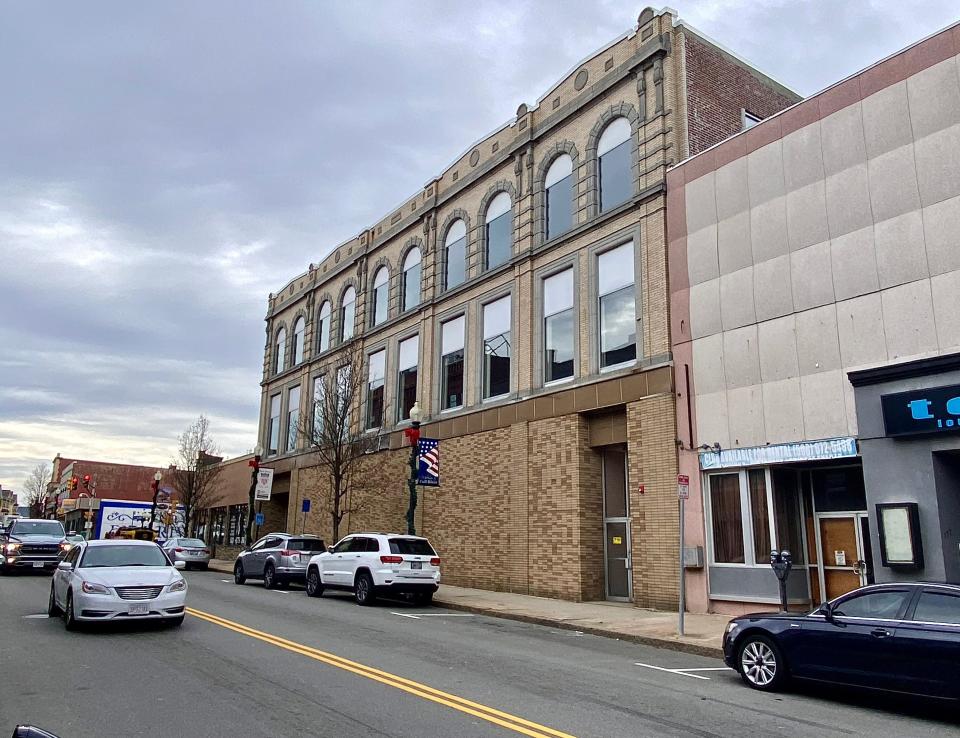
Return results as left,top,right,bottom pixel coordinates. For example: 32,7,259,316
161,537,211,570
723,582,960,700
0,518,68,574
305,533,440,605
48,539,188,629
233,533,326,588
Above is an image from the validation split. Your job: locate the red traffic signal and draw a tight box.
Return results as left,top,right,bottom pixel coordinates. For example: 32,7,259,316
82,474,91,490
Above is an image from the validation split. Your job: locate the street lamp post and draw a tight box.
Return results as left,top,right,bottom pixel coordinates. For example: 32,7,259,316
405,402,422,536
148,471,163,531
246,444,263,545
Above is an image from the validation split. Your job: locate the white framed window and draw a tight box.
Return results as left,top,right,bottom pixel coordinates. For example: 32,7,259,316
597,117,631,212
597,242,636,370
292,317,305,365
397,335,419,421
317,301,331,353
340,286,356,341
440,315,465,410
267,394,281,456
312,375,326,438
286,385,300,452
366,349,385,430
545,154,573,240
485,192,512,270
543,269,574,383
402,248,422,312
371,267,389,327
444,219,467,290
482,296,511,399
274,328,287,374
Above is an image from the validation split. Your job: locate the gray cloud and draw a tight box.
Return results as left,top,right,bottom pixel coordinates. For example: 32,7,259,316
1,0,957,491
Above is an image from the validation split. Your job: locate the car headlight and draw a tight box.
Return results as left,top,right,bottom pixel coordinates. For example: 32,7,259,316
4,542,20,554
60,542,71,552
169,579,187,593
725,621,740,636
81,581,110,595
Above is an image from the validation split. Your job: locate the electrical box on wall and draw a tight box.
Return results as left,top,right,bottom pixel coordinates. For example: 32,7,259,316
683,545,704,568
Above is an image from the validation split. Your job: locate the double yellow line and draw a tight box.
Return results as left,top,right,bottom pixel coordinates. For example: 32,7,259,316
186,607,575,738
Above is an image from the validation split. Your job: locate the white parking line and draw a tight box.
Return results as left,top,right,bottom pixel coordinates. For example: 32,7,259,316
634,662,729,681
390,612,475,620
23,614,50,619
220,579,232,583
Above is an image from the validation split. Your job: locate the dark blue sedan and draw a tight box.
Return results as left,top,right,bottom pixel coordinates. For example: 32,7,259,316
722,582,960,699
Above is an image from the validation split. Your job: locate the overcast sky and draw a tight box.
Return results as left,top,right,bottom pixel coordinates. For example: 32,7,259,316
1,1,957,493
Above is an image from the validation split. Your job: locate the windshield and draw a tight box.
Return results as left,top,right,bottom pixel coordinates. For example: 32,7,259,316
11,521,65,538
288,538,326,552
80,544,170,568
177,538,206,548
388,538,436,556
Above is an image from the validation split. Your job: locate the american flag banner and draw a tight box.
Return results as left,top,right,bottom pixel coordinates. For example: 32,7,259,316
417,438,440,487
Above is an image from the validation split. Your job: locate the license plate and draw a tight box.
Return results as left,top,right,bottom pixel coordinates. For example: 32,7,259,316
32,562,44,569
411,561,422,570
128,603,149,616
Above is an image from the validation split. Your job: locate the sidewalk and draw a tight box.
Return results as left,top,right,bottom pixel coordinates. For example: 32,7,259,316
207,559,726,657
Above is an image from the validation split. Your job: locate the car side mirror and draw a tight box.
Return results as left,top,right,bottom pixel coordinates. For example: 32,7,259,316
327,546,335,554
57,561,73,571
174,560,186,570
817,602,834,621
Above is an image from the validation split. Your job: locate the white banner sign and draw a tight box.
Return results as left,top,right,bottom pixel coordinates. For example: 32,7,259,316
255,468,274,501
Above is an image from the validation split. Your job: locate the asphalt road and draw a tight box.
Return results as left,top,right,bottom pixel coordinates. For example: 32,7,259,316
1,570,957,738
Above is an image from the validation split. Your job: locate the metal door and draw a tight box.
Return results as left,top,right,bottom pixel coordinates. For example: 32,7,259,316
602,448,631,601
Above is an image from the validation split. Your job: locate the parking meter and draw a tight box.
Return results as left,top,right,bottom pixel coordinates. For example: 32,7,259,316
770,549,793,612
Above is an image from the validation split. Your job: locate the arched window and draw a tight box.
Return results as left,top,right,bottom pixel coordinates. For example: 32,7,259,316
371,267,389,327
597,117,631,212
340,286,356,341
444,220,467,290
316,301,331,354
274,327,287,374
402,247,422,312
292,316,305,365
485,192,512,270
545,154,573,240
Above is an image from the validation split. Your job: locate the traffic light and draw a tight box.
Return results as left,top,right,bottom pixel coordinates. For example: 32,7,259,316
82,474,91,490
68,477,78,492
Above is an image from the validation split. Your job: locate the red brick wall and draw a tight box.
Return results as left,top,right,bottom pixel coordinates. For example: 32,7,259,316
684,33,800,156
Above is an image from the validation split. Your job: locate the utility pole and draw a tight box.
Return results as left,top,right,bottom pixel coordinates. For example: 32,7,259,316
404,402,422,536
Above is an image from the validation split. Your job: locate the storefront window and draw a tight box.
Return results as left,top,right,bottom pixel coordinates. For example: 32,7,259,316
710,473,744,563
749,469,770,562
772,469,805,564
227,505,247,546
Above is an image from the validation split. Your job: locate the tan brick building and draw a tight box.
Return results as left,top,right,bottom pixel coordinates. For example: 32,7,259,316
257,8,797,608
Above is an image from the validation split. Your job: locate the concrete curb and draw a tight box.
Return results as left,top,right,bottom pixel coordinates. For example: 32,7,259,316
206,559,722,658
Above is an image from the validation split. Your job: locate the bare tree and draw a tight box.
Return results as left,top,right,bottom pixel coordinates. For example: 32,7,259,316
298,345,385,544
23,463,51,509
169,415,224,537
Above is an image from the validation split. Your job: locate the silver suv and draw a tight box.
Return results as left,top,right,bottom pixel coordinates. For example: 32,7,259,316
233,533,326,589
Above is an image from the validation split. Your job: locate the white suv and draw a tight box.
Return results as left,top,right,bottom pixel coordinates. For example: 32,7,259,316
305,533,440,605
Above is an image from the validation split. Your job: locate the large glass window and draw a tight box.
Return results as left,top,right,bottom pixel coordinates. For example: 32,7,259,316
402,248,421,312
285,386,300,452
312,375,326,439
397,335,419,421
371,267,388,327
710,473,745,564
598,242,636,368
274,328,286,374
444,220,466,290
268,394,281,456
598,117,631,212
366,349,385,430
317,301,331,353
482,296,511,399
441,315,465,410
544,269,574,383
545,154,573,240
749,469,770,562
292,317,305,365
340,286,356,341
485,192,512,270
772,469,804,563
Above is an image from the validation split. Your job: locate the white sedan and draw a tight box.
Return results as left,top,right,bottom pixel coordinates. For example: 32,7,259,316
48,539,188,629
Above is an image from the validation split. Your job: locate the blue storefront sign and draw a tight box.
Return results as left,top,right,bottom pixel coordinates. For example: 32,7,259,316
881,383,960,437
417,438,440,486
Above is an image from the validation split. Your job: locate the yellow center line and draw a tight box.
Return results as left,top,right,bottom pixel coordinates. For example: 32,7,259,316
186,606,576,738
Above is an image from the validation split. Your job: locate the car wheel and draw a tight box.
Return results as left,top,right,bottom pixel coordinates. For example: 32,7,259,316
354,571,376,606
738,634,787,691
306,567,324,598
263,563,276,589
233,561,246,585
47,584,61,616
63,591,79,631
168,615,185,628
413,592,433,606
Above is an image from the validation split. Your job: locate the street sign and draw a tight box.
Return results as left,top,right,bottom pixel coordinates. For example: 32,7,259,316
255,512,265,526
84,521,92,530
301,498,311,513
416,438,440,487
678,474,690,500
254,468,274,501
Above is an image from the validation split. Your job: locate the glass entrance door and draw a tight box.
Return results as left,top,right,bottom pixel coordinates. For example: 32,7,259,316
602,447,631,601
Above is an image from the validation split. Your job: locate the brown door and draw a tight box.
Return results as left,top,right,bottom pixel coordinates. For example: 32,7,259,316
818,516,865,600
